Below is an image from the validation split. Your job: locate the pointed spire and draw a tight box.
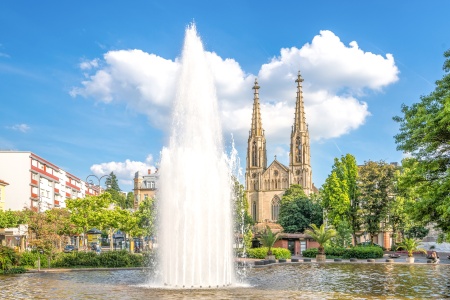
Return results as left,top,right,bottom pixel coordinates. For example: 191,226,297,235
251,78,263,137
293,71,306,133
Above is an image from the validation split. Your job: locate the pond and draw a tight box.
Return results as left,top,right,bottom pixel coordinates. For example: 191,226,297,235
1,263,450,299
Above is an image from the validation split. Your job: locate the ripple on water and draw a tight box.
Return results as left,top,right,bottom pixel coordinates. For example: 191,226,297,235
1,264,450,299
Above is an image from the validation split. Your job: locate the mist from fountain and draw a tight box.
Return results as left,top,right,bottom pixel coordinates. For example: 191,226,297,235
157,24,235,288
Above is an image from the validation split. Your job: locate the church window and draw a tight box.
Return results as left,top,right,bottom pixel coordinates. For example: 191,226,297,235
296,136,302,163
252,201,257,222
271,196,280,221
252,141,257,167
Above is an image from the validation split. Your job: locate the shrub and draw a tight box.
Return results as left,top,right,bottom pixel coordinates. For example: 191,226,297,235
51,250,145,268
272,248,291,259
301,248,318,258
301,246,383,259
19,251,46,268
0,266,26,274
0,245,20,271
246,247,291,259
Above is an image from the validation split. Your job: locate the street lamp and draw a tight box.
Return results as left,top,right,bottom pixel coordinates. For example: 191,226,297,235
85,174,111,195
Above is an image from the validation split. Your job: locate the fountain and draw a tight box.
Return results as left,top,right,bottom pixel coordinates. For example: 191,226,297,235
157,23,235,288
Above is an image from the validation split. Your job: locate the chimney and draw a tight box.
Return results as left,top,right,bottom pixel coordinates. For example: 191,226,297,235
148,169,151,175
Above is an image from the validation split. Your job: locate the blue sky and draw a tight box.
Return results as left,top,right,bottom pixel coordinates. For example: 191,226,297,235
1,1,449,191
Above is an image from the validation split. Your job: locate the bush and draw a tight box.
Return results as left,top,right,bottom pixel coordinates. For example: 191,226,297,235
301,248,318,258
246,247,291,259
19,251,48,268
51,250,145,268
0,245,20,271
0,266,26,274
301,246,383,259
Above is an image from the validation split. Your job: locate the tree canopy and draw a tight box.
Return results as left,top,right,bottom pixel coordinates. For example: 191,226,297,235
393,49,450,240
278,184,323,233
321,154,360,245
358,161,396,241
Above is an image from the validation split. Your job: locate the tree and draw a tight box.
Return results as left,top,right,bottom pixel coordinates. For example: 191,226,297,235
259,226,280,256
66,193,112,251
278,185,323,233
304,224,337,255
0,210,26,228
393,49,450,240
105,172,121,191
134,197,156,240
396,237,426,258
126,192,134,209
321,154,361,245
358,161,396,242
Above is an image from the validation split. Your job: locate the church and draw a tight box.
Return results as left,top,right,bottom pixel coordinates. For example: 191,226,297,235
245,71,315,224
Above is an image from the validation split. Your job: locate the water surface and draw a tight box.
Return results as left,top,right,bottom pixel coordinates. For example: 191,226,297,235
2,263,450,299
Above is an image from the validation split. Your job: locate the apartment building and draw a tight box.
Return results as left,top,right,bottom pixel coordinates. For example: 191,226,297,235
133,169,159,209
0,151,99,212
0,179,9,210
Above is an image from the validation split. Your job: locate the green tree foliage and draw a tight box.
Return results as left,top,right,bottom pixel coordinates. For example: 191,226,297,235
321,154,361,245
126,192,134,209
358,161,396,241
134,197,156,239
105,172,121,191
0,209,27,228
278,184,323,233
233,177,253,231
66,193,112,251
393,49,450,239
304,224,337,255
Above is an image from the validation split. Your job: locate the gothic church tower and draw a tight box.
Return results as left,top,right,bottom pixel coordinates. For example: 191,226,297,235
289,71,313,194
246,79,267,191
245,71,314,223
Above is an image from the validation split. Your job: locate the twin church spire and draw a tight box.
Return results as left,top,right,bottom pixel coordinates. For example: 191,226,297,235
246,71,313,196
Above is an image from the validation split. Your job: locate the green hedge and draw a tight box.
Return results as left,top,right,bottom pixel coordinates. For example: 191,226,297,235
51,250,144,268
302,246,383,259
246,247,292,259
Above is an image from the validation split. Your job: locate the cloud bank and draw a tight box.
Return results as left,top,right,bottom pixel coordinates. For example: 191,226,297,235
72,30,399,184
90,155,156,187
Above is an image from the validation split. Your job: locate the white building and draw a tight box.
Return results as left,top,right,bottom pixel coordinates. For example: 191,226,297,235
0,151,99,212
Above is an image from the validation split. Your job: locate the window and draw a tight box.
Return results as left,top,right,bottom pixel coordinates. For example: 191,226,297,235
271,196,280,221
252,141,257,167
252,201,257,222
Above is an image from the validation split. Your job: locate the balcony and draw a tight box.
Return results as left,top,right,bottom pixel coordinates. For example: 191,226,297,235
54,200,60,207
31,179,38,186
54,188,60,194
66,192,71,198
66,181,80,191
31,193,38,199
31,165,59,181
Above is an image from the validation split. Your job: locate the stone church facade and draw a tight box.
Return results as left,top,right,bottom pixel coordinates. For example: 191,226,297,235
245,72,314,223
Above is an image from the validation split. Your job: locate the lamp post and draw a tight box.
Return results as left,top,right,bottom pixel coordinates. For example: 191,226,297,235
85,174,111,195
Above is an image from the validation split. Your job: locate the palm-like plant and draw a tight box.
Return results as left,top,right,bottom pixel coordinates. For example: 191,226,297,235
397,238,426,257
259,226,281,256
304,224,337,255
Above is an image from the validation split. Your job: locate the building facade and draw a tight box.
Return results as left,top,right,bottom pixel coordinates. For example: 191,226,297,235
0,151,99,212
245,72,314,223
0,179,9,211
133,169,159,209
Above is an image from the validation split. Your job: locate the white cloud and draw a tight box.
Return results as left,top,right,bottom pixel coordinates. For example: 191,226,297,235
79,58,99,70
72,29,398,149
90,155,157,188
7,123,30,133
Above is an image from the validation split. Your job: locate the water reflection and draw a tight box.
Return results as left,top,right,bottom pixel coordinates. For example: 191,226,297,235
1,264,449,299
